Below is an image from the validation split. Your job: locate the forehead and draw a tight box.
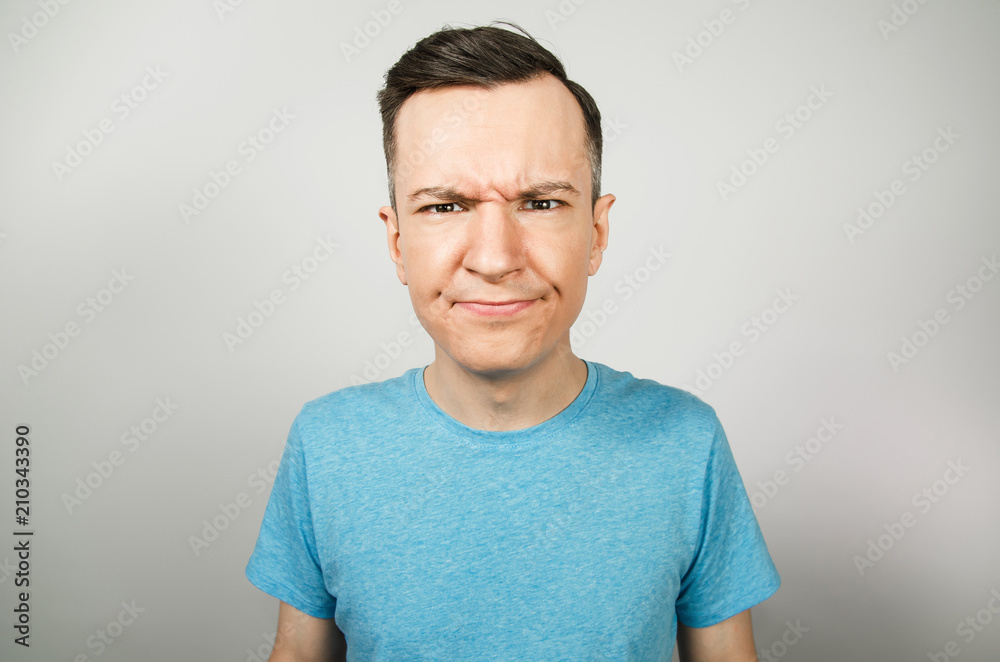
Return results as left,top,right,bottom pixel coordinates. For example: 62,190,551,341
393,74,589,199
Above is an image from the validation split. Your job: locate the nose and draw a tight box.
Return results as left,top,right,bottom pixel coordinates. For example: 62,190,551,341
461,203,525,282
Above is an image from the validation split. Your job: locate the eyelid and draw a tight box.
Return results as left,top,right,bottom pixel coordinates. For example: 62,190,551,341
417,199,565,213
418,202,469,213
524,199,565,209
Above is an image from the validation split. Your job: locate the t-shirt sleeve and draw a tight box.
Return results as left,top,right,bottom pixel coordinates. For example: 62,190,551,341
675,417,781,627
245,416,338,619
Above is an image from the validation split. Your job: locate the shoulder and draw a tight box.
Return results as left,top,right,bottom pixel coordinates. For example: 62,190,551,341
291,368,418,442
591,364,723,474
592,361,721,429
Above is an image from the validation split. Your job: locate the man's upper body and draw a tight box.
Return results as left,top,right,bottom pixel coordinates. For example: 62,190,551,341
246,22,780,661
247,361,780,661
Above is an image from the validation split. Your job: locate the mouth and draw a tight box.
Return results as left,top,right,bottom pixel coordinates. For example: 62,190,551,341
454,300,536,317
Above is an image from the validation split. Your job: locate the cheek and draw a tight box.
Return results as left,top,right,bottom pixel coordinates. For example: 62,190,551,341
535,229,590,275
535,253,591,311
401,231,463,301
402,232,445,272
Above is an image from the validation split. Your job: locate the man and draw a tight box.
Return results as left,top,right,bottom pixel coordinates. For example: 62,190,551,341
246,22,780,661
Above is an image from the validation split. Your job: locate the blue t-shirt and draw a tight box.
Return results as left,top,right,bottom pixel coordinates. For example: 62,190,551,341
245,360,780,660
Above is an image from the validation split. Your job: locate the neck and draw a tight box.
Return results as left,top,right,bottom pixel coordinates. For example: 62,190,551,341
423,343,588,432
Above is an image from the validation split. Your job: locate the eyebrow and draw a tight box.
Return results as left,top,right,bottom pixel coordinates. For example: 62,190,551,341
407,180,581,204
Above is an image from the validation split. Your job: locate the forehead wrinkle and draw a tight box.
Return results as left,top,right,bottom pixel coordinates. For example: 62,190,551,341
408,179,580,204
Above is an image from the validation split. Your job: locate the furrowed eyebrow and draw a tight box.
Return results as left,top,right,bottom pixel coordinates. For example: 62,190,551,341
520,181,580,199
407,181,580,204
408,186,472,204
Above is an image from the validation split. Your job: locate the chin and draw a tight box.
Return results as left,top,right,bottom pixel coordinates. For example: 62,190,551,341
448,343,539,376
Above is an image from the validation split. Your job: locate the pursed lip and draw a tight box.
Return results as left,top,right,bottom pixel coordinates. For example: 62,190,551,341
453,299,536,316
460,300,530,305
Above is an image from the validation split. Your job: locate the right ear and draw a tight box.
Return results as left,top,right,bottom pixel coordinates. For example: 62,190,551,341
379,205,407,286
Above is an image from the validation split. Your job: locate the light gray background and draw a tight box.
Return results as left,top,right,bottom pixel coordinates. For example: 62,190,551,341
1,0,998,660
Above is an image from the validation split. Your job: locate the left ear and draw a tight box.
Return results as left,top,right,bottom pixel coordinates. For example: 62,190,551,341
588,193,615,276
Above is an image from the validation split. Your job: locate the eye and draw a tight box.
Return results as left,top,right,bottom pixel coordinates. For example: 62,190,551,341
525,199,564,211
419,203,465,214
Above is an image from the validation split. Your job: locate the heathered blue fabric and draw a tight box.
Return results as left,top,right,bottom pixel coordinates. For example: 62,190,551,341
245,360,780,661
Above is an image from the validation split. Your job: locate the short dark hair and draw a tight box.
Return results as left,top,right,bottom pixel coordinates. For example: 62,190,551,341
376,21,603,212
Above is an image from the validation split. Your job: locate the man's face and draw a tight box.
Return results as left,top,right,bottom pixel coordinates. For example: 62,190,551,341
379,74,614,378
